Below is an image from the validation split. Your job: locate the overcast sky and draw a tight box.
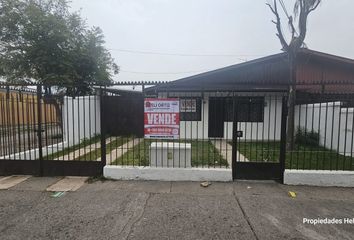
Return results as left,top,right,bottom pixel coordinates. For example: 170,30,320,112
69,0,354,83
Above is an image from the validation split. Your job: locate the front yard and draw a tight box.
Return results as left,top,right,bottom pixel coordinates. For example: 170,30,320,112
235,141,354,170
43,134,353,171
112,139,228,168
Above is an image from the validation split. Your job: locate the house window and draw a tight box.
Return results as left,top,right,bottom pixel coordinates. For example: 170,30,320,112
180,98,202,121
224,97,264,122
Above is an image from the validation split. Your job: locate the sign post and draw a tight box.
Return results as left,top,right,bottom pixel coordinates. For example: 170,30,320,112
144,98,180,139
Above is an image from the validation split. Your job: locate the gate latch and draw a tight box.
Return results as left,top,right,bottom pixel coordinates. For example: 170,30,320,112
236,131,243,138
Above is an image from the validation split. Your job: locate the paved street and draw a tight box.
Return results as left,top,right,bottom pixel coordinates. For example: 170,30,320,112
0,177,353,240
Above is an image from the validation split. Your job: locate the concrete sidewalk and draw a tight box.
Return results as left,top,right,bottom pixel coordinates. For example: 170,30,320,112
0,178,353,240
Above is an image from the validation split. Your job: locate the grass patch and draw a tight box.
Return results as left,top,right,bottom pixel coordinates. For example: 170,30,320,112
111,139,228,167
234,141,354,170
44,135,101,160
75,137,127,161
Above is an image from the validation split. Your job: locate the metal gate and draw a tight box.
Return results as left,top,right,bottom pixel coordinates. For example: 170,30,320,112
231,93,287,181
101,93,144,137
0,84,104,176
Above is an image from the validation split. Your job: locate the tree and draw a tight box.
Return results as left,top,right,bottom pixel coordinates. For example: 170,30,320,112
266,0,321,150
0,0,118,132
0,0,118,95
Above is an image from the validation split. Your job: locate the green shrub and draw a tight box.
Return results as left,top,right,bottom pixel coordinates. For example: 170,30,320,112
295,127,320,147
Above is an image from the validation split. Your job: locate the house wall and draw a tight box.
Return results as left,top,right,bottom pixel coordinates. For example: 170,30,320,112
159,92,283,140
295,103,354,156
62,96,101,145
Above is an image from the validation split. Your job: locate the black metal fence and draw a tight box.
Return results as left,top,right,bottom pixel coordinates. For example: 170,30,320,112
104,91,287,171
287,93,354,171
0,83,353,177
0,84,103,176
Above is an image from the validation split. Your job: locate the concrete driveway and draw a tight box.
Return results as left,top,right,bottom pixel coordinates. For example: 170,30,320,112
0,177,353,240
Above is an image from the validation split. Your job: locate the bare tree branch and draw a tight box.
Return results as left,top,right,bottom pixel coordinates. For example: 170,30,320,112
288,16,296,40
266,0,289,51
267,0,321,54
308,0,321,13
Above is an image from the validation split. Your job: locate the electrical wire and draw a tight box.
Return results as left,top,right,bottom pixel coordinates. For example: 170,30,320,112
120,68,215,75
279,0,290,19
108,48,263,60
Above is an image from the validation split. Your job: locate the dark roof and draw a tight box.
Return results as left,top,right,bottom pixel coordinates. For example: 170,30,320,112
146,49,354,93
98,87,143,96
298,49,354,67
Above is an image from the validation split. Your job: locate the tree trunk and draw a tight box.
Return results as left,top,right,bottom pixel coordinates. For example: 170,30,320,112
286,53,297,151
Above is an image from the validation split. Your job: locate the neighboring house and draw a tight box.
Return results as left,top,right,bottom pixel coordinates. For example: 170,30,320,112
145,49,354,155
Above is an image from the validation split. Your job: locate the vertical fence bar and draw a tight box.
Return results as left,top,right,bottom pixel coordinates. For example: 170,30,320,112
329,101,336,170
77,93,81,160
31,92,37,160
43,94,49,159
309,103,315,169
100,88,106,167
350,106,354,170
267,95,272,162
323,102,329,169
20,92,26,159
279,96,288,183
0,96,5,156
232,96,237,179
16,94,21,159
11,94,17,158
273,96,278,162
336,103,342,170
65,96,69,160
5,87,12,156
303,103,308,169
26,94,31,159
37,85,43,176
343,106,349,170
316,102,322,170
88,95,92,160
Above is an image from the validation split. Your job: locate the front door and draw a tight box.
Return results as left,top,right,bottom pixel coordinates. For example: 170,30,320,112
208,98,224,138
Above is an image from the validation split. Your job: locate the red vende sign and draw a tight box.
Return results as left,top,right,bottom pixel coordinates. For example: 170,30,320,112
144,98,180,139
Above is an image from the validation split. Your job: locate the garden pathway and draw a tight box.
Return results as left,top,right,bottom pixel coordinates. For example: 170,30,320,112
211,139,248,166
54,138,113,161
99,138,143,164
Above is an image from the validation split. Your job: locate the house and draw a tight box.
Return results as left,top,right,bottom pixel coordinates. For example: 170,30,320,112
145,49,354,156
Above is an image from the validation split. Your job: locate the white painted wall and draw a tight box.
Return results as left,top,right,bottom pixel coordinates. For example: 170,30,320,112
284,169,354,187
104,165,233,182
62,96,101,145
295,103,354,156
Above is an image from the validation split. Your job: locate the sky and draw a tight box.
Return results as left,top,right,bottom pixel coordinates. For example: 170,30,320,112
69,0,354,83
